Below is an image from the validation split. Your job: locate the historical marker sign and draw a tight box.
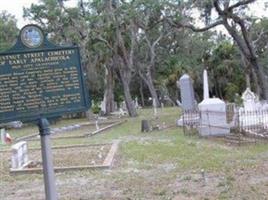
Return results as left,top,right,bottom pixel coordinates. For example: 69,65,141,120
0,24,90,123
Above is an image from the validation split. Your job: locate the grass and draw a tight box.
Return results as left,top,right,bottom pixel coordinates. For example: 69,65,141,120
2,107,268,171
1,107,268,199
121,134,267,172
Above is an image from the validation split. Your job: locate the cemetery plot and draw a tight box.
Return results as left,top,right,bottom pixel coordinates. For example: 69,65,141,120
177,71,268,141
23,124,106,140
28,144,110,168
1,141,119,174
86,120,127,136
12,119,125,142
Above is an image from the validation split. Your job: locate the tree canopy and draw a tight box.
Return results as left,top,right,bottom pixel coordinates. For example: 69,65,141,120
1,0,267,116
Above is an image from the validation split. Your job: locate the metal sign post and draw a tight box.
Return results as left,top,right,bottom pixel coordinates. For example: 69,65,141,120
38,118,57,200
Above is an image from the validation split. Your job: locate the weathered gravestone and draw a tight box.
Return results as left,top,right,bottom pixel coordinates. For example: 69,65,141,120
0,128,6,144
153,98,158,116
177,74,198,127
134,97,139,109
120,101,127,111
11,141,29,169
179,74,197,111
241,88,260,111
0,24,90,200
239,88,265,129
141,120,150,132
100,100,106,114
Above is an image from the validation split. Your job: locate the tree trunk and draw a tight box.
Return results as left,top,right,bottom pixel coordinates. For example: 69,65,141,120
222,19,268,99
251,69,261,97
139,79,145,107
145,75,160,107
241,55,251,89
219,85,223,100
245,73,251,89
121,76,138,117
251,59,268,99
139,72,160,107
103,65,115,115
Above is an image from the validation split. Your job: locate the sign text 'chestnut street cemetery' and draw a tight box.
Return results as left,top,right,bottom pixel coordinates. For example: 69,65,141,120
0,47,89,123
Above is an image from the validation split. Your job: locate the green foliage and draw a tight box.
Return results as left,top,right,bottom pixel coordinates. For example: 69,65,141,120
208,41,246,101
224,83,240,102
0,11,18,52
21,0,260,104
91,102,101,114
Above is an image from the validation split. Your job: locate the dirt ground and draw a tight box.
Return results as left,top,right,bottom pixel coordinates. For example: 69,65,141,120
1,108,268,200
2,142,268,200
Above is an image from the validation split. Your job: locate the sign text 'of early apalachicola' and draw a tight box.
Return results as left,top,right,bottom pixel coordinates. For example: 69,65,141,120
0,24,90,123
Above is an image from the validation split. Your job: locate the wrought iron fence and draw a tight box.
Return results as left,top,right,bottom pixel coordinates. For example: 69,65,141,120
239,109,268,138
182,109,200,135
181,106,268,139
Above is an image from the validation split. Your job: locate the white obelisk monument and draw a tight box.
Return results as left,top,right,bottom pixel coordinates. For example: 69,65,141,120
198,69,230,136
203,69,209,100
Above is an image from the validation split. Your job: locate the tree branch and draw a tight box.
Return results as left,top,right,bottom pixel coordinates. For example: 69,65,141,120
213,0,224,15
221,17,250,57
228,0,256,11
94,36,114,50
168,17,224,32
253,29,268,46
227,11,256,58
183,20,224,32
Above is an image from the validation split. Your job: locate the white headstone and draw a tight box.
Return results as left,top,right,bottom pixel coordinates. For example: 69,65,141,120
0,128,6,144
241,88,260,111
135,97,139,109
239,88,264,129
153,98,157,116
95,119,100,130
11,141,29,169
198,98,230,136
100,100,106,113
203,69,209,100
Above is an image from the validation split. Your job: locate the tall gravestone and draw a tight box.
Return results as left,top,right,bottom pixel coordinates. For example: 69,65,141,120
177,74,198,127
179,74,196,111
203,69,209,99
198,70,230,136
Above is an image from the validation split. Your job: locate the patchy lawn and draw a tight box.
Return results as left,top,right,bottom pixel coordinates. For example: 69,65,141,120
1,107,268,199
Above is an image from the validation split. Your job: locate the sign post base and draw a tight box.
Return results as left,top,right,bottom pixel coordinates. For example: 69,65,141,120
38,118,58,200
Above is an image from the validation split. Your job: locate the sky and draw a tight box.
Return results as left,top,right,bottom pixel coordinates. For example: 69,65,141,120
0,0,267,29
0,0,77,28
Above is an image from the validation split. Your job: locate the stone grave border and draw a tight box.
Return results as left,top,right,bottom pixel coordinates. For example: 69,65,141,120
85,120,127,137
15,120,126,141
9,140,120,174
